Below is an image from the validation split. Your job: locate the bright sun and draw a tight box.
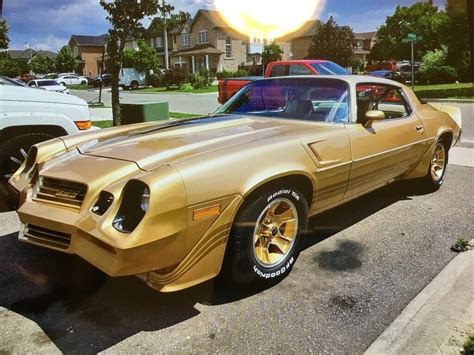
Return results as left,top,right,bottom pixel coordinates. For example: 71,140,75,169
213,0,324,40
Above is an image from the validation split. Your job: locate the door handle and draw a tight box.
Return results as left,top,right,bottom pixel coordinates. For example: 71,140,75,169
416,125,424,133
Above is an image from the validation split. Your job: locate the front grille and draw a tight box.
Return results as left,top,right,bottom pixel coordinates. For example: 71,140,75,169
23,224,72,249
34,177,87,209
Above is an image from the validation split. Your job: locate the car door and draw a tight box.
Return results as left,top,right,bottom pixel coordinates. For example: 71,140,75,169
344,83,428,201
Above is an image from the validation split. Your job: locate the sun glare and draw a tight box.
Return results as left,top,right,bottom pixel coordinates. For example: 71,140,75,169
213,0,325,40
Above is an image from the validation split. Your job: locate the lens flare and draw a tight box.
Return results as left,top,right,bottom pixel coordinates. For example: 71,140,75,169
213,0,324,40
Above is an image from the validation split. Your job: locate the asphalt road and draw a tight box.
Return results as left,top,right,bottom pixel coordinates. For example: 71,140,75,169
0,165,472,354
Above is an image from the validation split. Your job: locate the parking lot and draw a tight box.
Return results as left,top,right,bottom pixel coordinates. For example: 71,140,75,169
1,164,472,353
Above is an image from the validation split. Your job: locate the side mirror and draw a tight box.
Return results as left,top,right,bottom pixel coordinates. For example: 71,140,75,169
363,110,385,128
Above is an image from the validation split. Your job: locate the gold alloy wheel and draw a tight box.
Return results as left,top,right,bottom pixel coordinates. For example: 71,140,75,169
430,143,446,181
253,198,298,267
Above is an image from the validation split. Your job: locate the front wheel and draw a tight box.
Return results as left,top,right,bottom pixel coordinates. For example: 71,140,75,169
130,81,139,90
224,187,308,286
421,140,449,191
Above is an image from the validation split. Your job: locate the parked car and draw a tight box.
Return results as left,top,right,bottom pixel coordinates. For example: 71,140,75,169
0,85,94,205
56,74,88,86
0,76,25,86
366,61,398,72
370,70,406,84
90,73,112,87
9,76,461,293
218,60,348,104
119,68,147,90
27,79,70,94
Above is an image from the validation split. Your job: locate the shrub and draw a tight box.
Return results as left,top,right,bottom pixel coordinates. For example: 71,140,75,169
419,65,458,84
162,67,187,89
234,69,249,77
147,73,163,88
188,68,215,89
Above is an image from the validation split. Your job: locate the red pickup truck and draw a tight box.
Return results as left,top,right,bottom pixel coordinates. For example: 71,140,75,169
217,60,348,104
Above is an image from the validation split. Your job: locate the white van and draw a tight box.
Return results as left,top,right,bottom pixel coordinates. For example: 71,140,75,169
119,68,147,90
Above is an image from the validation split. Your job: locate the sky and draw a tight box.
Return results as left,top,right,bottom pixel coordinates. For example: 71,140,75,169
2,0,445,51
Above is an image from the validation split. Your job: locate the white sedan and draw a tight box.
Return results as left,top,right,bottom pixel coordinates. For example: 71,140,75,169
27,79,70,94
56,74,88,86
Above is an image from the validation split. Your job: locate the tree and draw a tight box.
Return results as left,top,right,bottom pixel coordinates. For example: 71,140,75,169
100,0,159,126
0,53,20,77
370,2,449,61
262,43,283,67
55,46,77,73
0,19,9,49
30,54,56,74
307,17,355,67
444,0,471,80
123,39,160,72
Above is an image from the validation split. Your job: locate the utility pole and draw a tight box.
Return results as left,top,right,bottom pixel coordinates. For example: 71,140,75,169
0,0,3,19
162,0,169,70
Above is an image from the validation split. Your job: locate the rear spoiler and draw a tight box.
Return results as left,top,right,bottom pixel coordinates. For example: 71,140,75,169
429,103,462,129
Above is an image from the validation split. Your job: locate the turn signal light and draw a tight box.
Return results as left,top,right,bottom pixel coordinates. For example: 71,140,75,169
75,120,92,130
193,204,221,221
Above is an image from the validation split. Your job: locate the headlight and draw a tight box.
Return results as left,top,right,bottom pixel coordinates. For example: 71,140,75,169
91,191,114,216
112,180,150,234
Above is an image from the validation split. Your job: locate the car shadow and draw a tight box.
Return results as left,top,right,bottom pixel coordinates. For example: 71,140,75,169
0,180,431,353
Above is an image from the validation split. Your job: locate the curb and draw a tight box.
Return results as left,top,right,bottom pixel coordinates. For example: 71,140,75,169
365,241,474,354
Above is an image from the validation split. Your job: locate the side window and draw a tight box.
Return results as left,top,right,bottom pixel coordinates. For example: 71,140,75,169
356,84,411,122
289,65,312,76
270,65,287,77
28,82,36,87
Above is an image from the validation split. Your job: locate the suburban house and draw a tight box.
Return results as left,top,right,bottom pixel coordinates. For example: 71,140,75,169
126,9,292,73
353,31,378,62
290,19,321,60
68,34,108,76
6,49,56,62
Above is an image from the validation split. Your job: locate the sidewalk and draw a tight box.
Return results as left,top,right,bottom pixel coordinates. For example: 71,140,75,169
366,243,474,355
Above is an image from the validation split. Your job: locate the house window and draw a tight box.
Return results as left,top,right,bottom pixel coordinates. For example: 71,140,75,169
155,36,163,48
198,30,209,44
73,46,79,57
225,37,232,58
181,33,190,47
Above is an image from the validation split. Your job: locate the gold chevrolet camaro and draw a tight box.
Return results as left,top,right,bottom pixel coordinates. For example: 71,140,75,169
8,76,461,292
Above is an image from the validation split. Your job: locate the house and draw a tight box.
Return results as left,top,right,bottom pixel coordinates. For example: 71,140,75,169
290,19,321,60
135,9,292,73
68,34,108,76
353,31,378,62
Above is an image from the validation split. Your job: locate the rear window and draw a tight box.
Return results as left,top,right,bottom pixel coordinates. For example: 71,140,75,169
311,62,348,75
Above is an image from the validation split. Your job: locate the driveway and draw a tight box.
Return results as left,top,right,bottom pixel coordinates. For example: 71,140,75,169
0,164,472,353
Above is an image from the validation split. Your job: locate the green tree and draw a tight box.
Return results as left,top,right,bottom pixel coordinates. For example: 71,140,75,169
0,19,9,49
30,54,56,74
55,46,77,73
444,0,471,80
100,0,159,126
262,43,283,67
125,39,160,72
307,17,355,67
0,53,20,77
370,2,449,61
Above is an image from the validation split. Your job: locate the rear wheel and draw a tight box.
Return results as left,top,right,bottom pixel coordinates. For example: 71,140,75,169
81,80,87,85
0,133,56,182
130,81,139,90
421,140,449,191
224,187,308,286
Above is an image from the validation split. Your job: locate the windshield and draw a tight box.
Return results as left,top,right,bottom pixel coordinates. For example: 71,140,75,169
38,80,59,87
311,62,348,75
0,77,23,86
218,78,349,123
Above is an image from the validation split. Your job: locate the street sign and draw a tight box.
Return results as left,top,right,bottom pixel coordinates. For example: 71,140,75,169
407,33,417,40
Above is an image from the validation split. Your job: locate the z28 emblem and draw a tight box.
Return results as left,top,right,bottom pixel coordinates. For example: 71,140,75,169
55,191,79,199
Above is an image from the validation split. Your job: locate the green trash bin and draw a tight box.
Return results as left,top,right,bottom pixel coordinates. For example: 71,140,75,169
120,101,169,125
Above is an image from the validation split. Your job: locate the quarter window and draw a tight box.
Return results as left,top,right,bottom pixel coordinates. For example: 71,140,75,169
225,37,232,58
356,84,411,121
270,65,287,77
198,30,209,44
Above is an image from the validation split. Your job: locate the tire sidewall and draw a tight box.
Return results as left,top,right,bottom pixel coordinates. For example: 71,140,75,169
230,187,308,284
429,141,449,188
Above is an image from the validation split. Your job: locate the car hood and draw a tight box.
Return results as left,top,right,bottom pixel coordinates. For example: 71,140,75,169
43,85,67,92
79,115,324,171
0,85,85,105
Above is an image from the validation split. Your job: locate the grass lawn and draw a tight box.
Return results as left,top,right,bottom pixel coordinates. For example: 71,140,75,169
68,84,92,90
414,82,473,99
92,112,201,129
137,85,218,94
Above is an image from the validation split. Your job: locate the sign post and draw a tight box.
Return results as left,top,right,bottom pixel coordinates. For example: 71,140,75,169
402,33,422,91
